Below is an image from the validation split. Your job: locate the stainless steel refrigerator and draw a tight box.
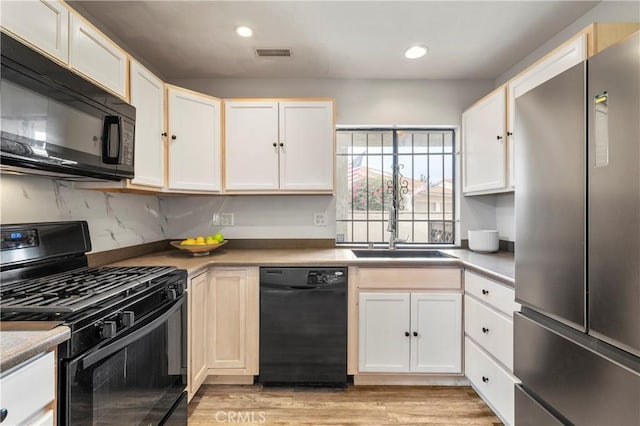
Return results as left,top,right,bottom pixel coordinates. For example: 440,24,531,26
514,32,640,425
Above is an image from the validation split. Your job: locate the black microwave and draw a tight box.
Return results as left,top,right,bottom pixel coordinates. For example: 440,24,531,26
0,32,135,181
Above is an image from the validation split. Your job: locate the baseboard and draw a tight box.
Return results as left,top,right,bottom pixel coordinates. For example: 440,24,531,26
203,375,255,385
353,374,468,386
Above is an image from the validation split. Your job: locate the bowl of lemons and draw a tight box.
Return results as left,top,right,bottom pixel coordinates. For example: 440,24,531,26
171,233,226,256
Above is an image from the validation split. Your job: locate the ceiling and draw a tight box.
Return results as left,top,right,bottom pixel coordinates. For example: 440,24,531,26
69,1,599,80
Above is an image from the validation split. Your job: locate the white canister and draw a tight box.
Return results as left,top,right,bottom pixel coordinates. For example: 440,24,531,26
468,230,499,253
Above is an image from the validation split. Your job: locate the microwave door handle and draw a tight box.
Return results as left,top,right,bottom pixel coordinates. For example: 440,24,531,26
80,297,184,369
102,116,121,164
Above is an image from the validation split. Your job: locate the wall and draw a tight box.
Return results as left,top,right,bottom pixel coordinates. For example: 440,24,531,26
162,194,335,240
0,175,165,253
171,78,494,126
167,77,495,241
496,1,640,85
486,0,639,244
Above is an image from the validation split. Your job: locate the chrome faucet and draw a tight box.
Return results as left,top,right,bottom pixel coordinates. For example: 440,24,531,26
387,202,405,250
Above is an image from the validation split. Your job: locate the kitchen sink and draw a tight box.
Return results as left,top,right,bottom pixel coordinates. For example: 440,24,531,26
351,249,454,259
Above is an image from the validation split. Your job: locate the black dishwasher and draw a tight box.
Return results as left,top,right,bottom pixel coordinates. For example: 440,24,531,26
259,267,348,385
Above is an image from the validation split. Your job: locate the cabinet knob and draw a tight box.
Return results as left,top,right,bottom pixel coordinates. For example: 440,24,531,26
482,289,489,295
404,331,410,337
482,327,490,334
482,376,489,383
161,132,168,137
171,135,177,140
279,142,284,147
0,408,8,423
507,131,513,136
413,331,418,337
496,135,503,140
273,143,277,147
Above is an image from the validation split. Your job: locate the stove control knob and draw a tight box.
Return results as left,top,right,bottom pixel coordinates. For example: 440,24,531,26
100,321,117,339
122,311,135,327
165,288,177,301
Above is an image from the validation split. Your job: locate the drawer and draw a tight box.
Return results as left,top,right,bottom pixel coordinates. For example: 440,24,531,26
464,295,514,370
465,336,518,426
465,270,519,315
27,409,54,426
357,268,461,290
0,352,55,425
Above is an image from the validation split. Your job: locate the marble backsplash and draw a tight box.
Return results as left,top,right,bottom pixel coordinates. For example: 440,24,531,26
1,175,165,253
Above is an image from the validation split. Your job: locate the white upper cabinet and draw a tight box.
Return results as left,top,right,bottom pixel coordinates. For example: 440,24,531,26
224,100,334,193
507,34,587,188
130,61,165,188
278,101,334,191
167,87,222,192
68,13,128,98
462,86,507,194
0,0,69,63
224,102,280,190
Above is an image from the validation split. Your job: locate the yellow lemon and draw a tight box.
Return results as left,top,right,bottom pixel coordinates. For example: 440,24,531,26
195,236,206,245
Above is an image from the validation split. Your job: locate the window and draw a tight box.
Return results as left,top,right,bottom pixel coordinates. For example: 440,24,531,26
336,128,455,244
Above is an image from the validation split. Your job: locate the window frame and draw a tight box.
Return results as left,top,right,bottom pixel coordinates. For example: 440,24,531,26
335,125,461,248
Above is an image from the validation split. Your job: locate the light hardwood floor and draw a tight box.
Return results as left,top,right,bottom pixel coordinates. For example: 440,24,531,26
188,385,502,425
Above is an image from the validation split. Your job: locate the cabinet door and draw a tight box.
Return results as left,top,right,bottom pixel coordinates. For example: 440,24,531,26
207,268,259,373
507,34,586,189
167,88,221,192
224,101,279,190
358,292,410,372
0,0,69,62
462,87,507,194
411,292,462,373
130,61,164,188
279,101,334,191
188,272,208,400
68,14,127,98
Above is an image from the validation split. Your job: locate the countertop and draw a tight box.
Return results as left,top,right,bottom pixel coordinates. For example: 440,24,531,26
112,247,514,286
0,324,70,373
0,247,512,374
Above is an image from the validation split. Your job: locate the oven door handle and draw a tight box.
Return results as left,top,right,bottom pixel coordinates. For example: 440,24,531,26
81,297,184,369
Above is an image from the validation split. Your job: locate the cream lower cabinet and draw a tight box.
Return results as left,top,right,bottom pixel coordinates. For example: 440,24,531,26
167,86,222,192
188,271,208,401
464,270,520,425
207,267,259,375
359,291,462,373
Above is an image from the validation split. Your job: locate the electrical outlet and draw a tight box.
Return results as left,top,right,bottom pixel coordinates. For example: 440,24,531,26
212,213,221,226
313,213,327,226
220,213,234,226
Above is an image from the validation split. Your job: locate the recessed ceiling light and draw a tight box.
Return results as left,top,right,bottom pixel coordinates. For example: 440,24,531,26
404,45,428,59
236,26,253,38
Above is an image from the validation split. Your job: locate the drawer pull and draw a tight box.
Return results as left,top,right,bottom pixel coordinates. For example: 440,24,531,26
482,327,490,334
0,408,7,422
481,289,489,295
482,376,489,383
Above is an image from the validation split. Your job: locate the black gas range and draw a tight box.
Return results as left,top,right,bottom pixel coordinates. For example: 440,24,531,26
0,221,188,426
